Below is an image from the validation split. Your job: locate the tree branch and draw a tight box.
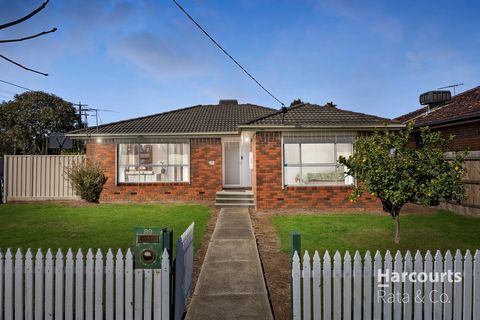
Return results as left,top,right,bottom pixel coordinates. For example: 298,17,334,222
0,54,48,76
0,27,57,43
0,0,50,30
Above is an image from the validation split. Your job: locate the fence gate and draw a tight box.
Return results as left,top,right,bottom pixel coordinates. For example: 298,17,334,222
3,155,85,203
174,222,195,320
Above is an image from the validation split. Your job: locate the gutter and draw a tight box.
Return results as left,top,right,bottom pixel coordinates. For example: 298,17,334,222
67,124,406,139
66,131,240,139
237,124,405,130
409,114,480,130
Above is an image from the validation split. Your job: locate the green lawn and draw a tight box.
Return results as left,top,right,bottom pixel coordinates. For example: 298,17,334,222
270,210,480,256
0,203,211,253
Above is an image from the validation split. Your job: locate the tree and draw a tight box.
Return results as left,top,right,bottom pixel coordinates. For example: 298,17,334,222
290,99,304,107
338,124,466,243
324,101,337,108
0,91,79,155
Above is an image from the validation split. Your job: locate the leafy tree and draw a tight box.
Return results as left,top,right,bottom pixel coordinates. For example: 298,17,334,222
290,99,304,107
0,91,80,155
339,124,466,243
324,101,337,108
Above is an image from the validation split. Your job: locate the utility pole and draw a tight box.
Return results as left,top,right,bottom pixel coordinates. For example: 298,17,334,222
72,101,89,129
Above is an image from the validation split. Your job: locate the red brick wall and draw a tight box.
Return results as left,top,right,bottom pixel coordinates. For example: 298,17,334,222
253,131,382,211
86,138,223,202
433,121,480,151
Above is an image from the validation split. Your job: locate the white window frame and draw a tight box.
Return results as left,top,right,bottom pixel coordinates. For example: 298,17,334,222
116,143,190,183
282,141,353,187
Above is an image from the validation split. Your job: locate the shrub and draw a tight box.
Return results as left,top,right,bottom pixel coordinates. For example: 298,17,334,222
67,160,107,202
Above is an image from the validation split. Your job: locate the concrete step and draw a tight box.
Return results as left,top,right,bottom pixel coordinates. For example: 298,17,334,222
216,190,253,196
215,197,254,202
215,202,254,207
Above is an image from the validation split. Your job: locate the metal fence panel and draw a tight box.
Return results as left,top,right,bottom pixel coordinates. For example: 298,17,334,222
4,155,85,202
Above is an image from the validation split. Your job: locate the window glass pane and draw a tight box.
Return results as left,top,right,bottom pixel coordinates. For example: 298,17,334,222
301,166,337,183
284,166,301,185
138,144,153,170
284,144,300,165
117,143,189,183
118,144,138,166
301,143,334,164
152,144,168,165
337,143,353,161
168,143,189,165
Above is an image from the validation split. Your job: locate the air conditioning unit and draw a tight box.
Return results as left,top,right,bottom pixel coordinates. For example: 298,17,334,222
419,90,451,106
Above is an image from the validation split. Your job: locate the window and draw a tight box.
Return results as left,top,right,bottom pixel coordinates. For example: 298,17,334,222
117,143,189,183
283,142,353,186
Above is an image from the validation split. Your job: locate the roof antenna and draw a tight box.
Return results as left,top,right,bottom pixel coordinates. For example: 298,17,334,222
438,83,464,96
281,105,287,124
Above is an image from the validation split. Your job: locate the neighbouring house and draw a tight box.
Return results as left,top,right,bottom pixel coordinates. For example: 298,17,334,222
395,86,480,215
395,86,480,151
67,100,403,210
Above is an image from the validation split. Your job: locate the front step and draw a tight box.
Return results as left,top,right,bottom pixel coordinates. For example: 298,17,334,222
215,190,254,208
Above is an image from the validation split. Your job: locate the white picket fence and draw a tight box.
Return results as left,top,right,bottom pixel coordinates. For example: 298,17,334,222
292,249,480,320
0,248,170,320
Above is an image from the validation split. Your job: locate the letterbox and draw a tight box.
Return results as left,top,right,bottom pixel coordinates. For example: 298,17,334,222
133,227,172,269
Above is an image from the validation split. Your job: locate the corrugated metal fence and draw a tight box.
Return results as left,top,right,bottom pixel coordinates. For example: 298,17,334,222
3,155,85,203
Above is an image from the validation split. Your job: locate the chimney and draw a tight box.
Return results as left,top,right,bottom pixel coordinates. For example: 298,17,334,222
219,99,238,105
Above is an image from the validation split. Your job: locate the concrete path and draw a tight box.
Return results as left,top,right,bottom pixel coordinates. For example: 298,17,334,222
186,207,273,320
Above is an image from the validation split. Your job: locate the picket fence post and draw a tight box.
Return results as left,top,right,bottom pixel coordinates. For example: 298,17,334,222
403,251,413,320
353,251,362,320
363,251,372,320
292,251,301,320
303,251,311,320
312,251,321,320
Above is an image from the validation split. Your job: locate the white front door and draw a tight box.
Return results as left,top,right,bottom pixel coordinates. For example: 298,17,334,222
223,140,241,187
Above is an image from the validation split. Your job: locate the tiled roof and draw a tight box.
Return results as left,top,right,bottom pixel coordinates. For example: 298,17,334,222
244,103,399,127
69,103,276,135
394,86,480,126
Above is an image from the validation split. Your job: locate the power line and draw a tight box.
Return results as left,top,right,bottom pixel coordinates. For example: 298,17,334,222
0,79,34,91
171,0,285,107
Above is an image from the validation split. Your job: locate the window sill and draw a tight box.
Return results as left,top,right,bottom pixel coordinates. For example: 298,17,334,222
117,182,190,186
284,183,353,188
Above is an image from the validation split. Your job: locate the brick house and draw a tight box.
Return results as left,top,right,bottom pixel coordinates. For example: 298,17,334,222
395,86,480,151
68,100,403,210
395,86,480,215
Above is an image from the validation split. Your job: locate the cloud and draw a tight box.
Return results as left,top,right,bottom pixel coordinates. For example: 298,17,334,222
315,0,404,42
108,31,206,80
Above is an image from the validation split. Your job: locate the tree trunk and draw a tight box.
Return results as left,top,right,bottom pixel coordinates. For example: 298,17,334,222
394,214,400,244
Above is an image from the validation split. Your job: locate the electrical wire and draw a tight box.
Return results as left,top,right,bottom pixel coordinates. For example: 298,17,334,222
171,0,285,107
0,79,34,92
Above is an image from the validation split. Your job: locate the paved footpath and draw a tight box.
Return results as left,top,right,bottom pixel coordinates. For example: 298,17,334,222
186,207,273,320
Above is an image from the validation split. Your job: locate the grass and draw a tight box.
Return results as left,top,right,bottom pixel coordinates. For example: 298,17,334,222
0,203,211,253
270,210,480,256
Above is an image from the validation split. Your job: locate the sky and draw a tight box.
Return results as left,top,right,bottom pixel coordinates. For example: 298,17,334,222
0,0,479,125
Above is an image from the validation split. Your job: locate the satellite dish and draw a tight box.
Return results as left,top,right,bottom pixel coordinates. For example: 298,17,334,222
49,133,73,149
